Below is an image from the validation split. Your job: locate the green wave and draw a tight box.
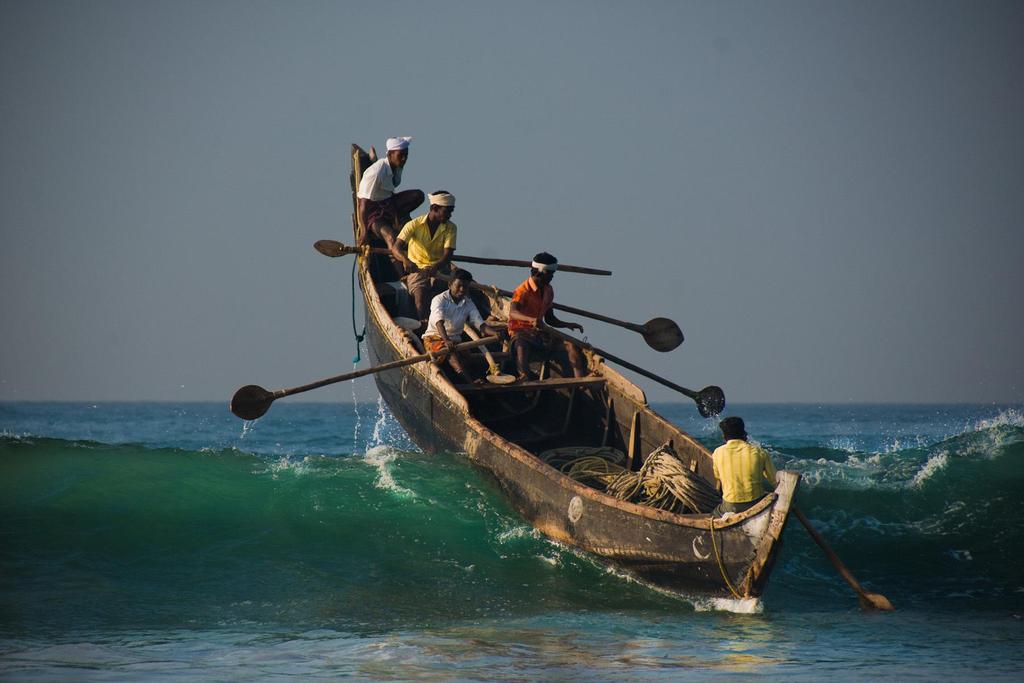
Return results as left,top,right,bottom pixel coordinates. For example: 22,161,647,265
2,429,1022,628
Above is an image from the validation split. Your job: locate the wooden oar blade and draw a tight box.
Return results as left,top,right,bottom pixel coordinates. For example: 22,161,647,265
314,240,350,258
230,384,275,420
696,385,726,418
643,317,684,352
860,592,895,611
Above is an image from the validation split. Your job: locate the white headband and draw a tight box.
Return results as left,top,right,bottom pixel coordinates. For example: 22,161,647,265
532,261,558,272
428,192,455,207
386,136,412,151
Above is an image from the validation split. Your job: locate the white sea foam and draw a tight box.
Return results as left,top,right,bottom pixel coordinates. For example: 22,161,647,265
691,596,764,614
363,445,415,498
825,437,860,453
536,554,559,567
267,455,317,476
495,524,538,544
594,561,765,613
0,430,33,441
910,451,949,488
974,408,1024,431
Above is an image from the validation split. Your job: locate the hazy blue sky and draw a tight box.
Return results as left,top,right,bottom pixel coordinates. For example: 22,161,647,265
2,0,1022,404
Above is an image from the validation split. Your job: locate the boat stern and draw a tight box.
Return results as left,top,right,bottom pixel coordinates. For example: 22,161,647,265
736,469,801,597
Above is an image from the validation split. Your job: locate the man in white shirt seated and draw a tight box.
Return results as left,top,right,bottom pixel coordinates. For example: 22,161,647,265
422,269,500,385
357,136,425,248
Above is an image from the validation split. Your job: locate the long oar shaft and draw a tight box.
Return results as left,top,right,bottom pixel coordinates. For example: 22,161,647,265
315,240,610,275
544,327,696,398
231,336,499,419
793,507,895,611
543,326,723,416
452,253,611,276
280,335,498,399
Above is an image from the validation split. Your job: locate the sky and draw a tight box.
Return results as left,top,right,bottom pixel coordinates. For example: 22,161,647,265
1,0,1022,404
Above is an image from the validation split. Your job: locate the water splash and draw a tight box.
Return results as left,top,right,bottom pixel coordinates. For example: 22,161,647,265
910,451,949,488
350,363,363,450
974,408,1024,431
369,395,389,448
692,596,763,614
364,445,415,497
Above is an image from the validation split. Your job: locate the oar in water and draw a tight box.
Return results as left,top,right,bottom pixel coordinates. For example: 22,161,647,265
793,507,895,611
230,335,499,420
430,272,684,352
544,326,724,417
314,240,612,276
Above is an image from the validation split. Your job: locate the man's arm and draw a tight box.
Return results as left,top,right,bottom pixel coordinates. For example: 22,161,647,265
390,238,417,273
422,247,454,275
543,309,584,333
434,319,456,351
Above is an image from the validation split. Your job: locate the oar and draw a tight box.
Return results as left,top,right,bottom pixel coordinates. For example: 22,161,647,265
462,326,516,385
429,272,684,352
793,507,895,611
544,327,724,417
230,336,499,420
314,240,612,276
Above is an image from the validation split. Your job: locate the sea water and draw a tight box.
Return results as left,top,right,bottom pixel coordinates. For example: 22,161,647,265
2,401,1022,680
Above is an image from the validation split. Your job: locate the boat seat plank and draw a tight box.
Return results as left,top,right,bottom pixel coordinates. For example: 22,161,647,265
456,376,606,394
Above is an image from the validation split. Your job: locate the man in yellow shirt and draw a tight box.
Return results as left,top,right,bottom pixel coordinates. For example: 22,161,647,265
712,416,777,515
392,191,457,322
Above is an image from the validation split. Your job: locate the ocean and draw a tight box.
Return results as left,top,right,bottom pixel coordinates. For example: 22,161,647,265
2,400,1022,681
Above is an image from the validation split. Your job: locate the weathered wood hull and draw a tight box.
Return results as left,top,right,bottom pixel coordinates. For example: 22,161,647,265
349,144,798,599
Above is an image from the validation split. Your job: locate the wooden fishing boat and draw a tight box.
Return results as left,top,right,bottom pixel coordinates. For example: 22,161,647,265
346,144,799,600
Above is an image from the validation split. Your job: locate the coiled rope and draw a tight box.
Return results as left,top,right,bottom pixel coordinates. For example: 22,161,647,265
541,443,740,596
540,443,721,514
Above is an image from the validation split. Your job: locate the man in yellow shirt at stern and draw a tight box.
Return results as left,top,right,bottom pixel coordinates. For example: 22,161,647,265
712,416,777,515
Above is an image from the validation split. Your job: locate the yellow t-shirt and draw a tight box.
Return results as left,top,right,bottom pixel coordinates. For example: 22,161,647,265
712,439,777,503
397,215,457,268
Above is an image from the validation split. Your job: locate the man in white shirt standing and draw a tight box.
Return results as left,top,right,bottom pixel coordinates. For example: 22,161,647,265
357,136,425,248
423,269,499,385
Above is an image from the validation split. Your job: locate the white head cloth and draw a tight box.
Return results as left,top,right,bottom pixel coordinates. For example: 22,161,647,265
386,136,412,151
428,191,455,207
532,260,558,272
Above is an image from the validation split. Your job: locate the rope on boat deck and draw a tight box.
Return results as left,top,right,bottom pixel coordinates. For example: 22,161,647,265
709,516,743,599
539,443,722,514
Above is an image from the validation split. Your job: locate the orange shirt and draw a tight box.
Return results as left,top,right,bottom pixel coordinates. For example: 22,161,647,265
508,277,554,333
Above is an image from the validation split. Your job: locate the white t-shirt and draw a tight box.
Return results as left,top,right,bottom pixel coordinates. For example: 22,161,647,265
357,158,402,201
425,291,484,340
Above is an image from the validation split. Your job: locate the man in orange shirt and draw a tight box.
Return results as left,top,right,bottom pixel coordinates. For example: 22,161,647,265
507,252,586,382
